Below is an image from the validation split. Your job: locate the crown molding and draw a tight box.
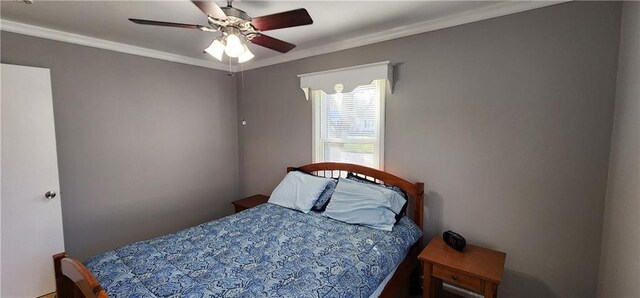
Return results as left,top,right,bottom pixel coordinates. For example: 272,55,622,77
239,0,570,71
1,1,569,73
0,19,230,71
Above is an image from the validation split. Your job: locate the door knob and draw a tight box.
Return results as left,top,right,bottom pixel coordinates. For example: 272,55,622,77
45,190,56,199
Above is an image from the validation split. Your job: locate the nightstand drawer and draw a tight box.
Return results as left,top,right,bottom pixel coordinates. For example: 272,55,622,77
433,264,483,292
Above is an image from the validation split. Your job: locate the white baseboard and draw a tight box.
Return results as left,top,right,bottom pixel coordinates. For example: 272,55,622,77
443,283,484,298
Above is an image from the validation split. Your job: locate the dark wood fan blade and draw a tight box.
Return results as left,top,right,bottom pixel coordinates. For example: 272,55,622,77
192,0,227,20
129,18,208,31
250,34,296,53
251,8,312,31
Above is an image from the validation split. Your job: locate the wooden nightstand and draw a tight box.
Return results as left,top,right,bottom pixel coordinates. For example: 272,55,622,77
231,194,269,213
418,237,506,298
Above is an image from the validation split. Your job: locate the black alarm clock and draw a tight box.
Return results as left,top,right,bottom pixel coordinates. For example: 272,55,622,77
443,230,466,251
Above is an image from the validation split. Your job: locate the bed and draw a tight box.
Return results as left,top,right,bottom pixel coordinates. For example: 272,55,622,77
53,162,425,298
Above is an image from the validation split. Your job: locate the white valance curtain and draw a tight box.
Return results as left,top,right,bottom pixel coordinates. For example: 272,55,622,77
298,61,394,100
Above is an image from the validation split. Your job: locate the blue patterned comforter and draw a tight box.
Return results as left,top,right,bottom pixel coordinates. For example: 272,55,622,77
84,203,422,298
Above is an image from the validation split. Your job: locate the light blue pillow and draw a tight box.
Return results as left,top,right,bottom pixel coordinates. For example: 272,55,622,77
322,178,405,231
268,171,331,213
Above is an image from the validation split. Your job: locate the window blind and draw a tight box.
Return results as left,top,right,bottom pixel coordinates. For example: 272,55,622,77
313,80,384,169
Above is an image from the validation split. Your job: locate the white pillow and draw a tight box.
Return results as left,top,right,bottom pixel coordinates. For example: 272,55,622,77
268,171,331,213
322,178,404,231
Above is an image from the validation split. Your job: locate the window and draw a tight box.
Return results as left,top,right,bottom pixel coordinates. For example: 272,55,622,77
312,80,385,169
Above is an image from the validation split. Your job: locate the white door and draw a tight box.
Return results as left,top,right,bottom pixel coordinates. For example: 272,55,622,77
1,64,65,297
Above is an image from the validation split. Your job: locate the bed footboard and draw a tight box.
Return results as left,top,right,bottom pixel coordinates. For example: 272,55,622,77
53,252,108,298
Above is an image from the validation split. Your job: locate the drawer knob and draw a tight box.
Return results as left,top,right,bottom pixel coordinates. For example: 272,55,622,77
451,274,459,281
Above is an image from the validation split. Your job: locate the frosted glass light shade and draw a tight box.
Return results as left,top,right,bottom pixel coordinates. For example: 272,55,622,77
224,34,245,58
238,45,254,63
204,39,225,61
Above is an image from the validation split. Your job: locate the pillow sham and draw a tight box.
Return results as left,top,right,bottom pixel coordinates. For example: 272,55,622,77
346,172,408,221
268,171,331,213
289,167,338,212
323,178,405,231
312,179,337,212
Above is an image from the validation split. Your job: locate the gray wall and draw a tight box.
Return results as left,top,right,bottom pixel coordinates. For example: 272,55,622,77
1,32,239,260
237,2,621,297
597,2,640,297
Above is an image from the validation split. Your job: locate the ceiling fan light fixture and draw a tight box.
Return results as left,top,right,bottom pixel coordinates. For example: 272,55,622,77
205,39,225,61
224,33,245,58
238,45,254,63
130,1,314,63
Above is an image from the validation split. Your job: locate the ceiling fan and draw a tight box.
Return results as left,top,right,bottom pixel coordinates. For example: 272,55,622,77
129,0,313,63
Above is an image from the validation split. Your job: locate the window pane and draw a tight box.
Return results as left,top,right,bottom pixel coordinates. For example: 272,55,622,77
312,80,384,169
324,84,377,140
324,142,375,168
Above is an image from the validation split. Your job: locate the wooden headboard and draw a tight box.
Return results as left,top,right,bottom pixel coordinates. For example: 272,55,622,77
288,162,425,230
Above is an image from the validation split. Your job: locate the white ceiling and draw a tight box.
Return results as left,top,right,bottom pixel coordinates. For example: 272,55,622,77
0,1,565,71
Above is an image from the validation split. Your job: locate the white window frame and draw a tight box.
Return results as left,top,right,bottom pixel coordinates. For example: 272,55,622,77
311,80,386,170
